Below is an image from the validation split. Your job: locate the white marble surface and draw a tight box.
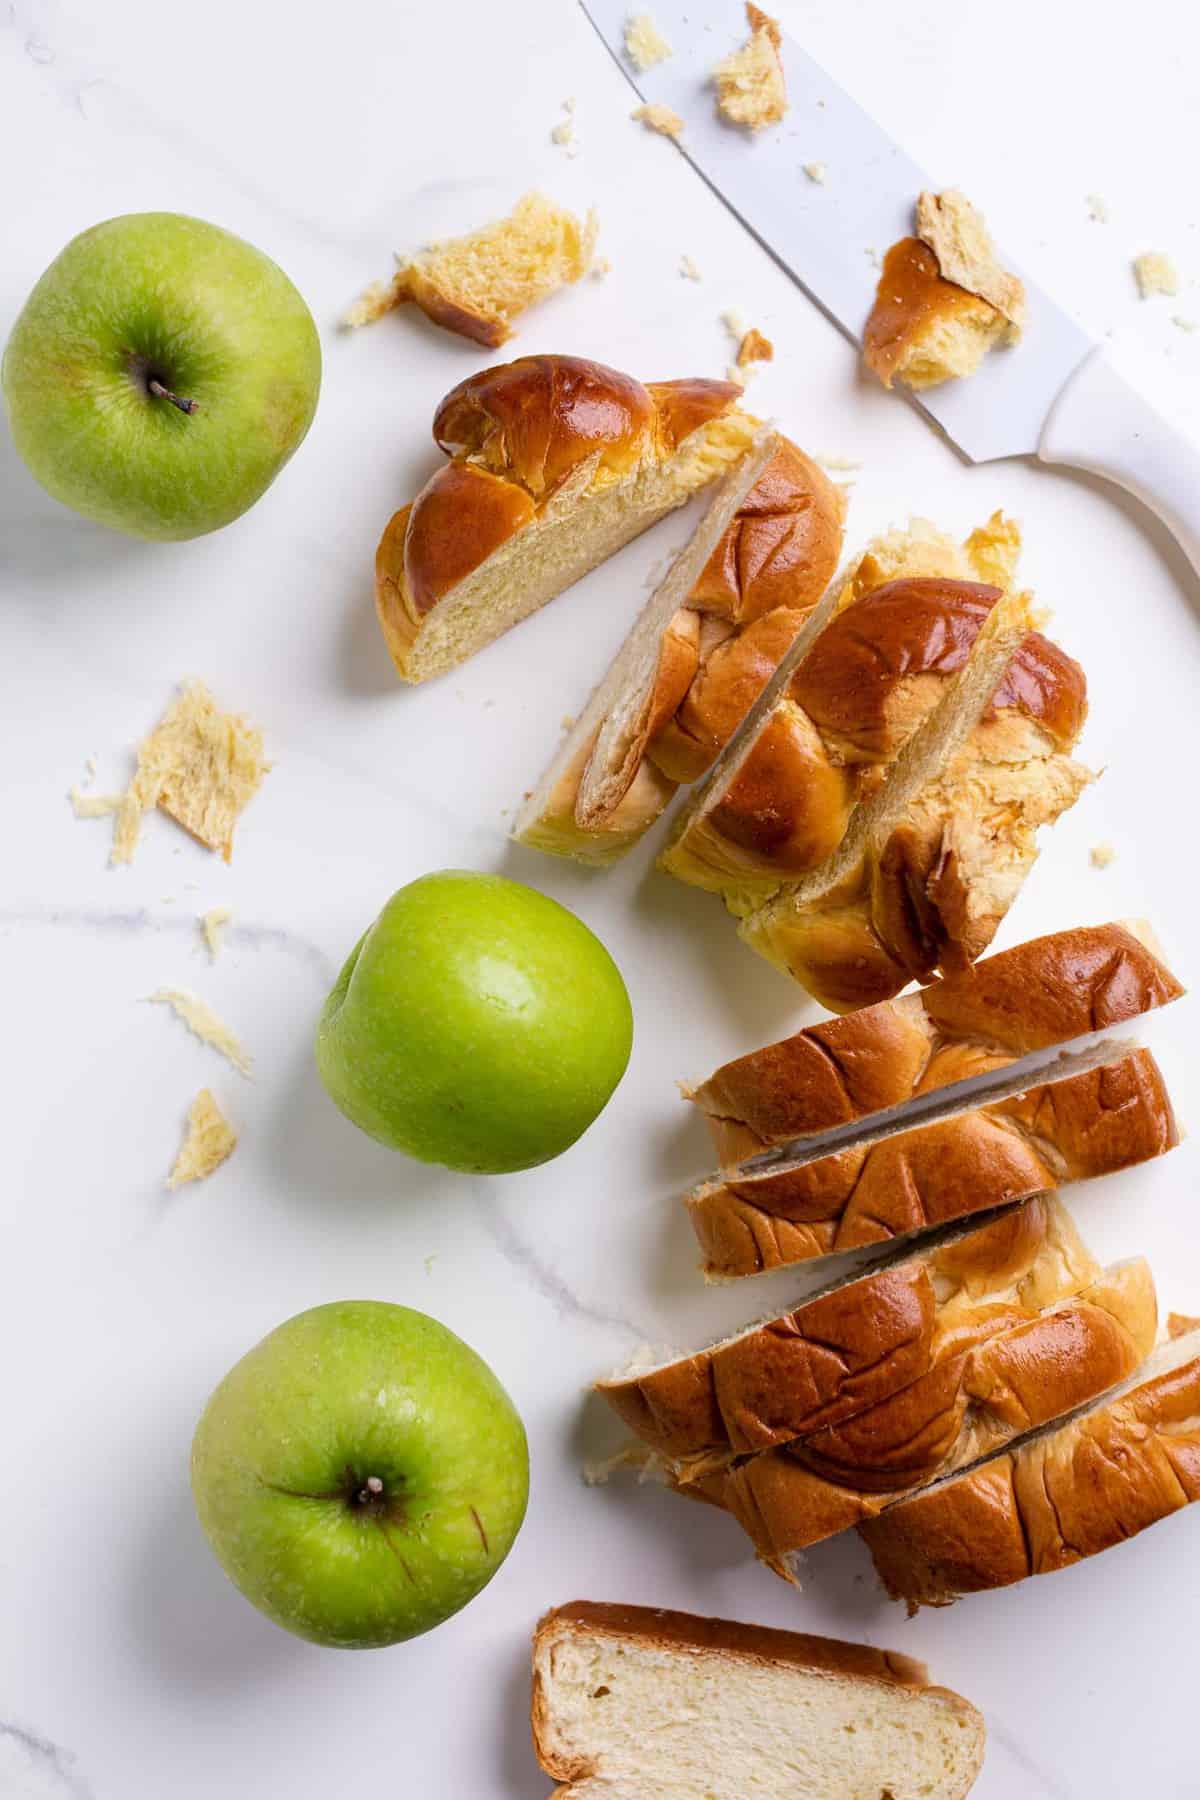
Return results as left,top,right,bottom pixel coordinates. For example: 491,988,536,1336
4,1,1200,1794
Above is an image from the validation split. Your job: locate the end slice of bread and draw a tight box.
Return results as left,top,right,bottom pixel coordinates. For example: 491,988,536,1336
532,1601,985,1799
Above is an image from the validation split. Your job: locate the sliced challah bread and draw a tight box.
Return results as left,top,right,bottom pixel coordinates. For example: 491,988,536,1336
859,1323,1200,1608
659,516,1092,1009
686,1258,1157,1572
597,1197,1099,1469
685,920,1182,1169
375,355,758,682
514,435,846,861
532,1601,985,1799
686,1044,1178,1279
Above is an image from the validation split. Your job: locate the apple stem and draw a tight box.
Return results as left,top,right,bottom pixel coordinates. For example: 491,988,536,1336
148,377,199,416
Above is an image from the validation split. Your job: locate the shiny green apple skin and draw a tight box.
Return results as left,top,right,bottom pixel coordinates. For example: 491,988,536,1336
315,870,634,1174
190,1301,529,1649
2,212,321,540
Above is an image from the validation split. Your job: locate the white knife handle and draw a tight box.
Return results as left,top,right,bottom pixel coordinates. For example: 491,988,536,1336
1039,346,1200,577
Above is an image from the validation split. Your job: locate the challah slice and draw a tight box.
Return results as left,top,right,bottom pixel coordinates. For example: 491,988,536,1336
345,191,597,346
859,1324,1200,1608
375,356,757,683
532,1601,985,1799
685,1258,1157,1573
513,435,846,862
597,1196,1099,1466
686,1044,1178,1279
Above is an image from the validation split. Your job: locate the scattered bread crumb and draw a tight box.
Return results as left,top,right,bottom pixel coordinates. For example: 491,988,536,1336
803,160,827,184
343,193,597,344
167,1089,237,1190
1169,1312,1200,1339
916,189,1026,329
561,714,576,731
1173,315,1198,333
591,257,612,279
551,115,577,156
713,3,787,132
725,363,747,385
720,307,749,341
815,452,862,471
1089,842,1117,870
864,246,881,269
200,906,233,959
563,96,576,113
107,681,269,868
632,101,684,139
736,326,774,368
1086,194,1109,224
1134,252,1179,298
149,989,253,1077
68,785,122,819
680,254,703,280
625,10,673,70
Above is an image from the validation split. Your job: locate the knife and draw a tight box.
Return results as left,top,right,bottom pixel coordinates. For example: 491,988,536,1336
579,0,1200,577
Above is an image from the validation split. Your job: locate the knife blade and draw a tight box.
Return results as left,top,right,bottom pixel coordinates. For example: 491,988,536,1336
579,0,1092,465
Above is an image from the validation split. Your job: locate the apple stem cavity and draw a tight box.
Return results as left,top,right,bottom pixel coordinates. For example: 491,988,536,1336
147,377,199,416
357,1475,385,1505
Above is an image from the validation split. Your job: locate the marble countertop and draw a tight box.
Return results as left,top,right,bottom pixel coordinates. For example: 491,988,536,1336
4,1,1200,1794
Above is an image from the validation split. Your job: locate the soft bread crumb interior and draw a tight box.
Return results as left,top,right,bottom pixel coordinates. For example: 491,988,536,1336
539,1629,982,1798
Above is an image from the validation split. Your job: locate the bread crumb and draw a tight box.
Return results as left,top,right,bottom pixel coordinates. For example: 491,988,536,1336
625,11,673,70
680,254,703,280
816,452,862,471
713,4,787,132
342,280,394,328
803,160,827,184
200,906,233,959
864,246,881,269
167,1089,237,1190
68,785,123,820
563,96,576,113
1086,193,1109,224
1173,315,1198,333
591,257,612,278
1089,842,1117,870
1134,252,1179,298
632,101,684,139
561,714,576,731
149,988,253,1077
720,307,749,341
551,118,575,148
109,681,269,868
736,327,774,368
1169,1312,1200,1339
725,363,747,385
916,189,1026,329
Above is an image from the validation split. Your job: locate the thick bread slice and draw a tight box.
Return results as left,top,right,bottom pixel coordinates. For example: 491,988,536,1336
685,1259,1157,1573
686,1044,1178,1279
596,1196,1098,1463
859,1326,1200,1608
532,1601,985,1799
513,430,781,860
685,920,1182,1169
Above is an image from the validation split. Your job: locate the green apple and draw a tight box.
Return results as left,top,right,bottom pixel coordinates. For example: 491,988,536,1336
191,1301,529,1648
2,212,320,540
315,869,633,1174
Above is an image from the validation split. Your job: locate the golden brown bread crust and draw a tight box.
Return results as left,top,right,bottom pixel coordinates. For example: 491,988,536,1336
688,922,1182,1167
687,1050,1177,1278
689,1265,1155,1566
598,1198,1084,1461
688,441,845,624
863,238,1001,389
646,377,747,452
392,265,510,348
401,461,537,616
860,1340,1200,1606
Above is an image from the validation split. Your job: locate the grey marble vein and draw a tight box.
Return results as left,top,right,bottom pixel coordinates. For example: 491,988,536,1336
469,1190,649,1343
0,903,335,982
0,1720,94,1798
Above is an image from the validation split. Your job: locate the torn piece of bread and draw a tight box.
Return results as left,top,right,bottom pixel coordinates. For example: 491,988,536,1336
632,101,684,139
713,4,787,132
659,516,1092,1011
200,906,232,958
513,437,846,863
376,355,758,683
1133,251,1179,298
344,193,597,348
859,1327,1200,1609
149,989,253,1078
915,191,1025,328
736,328,774,368
532,1602,986,1800
167,1089,237,1190
688,1259,1157,1571
863,238,1018,390
624,11,673,70
111,681,269,867
687,1045,1177,1279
